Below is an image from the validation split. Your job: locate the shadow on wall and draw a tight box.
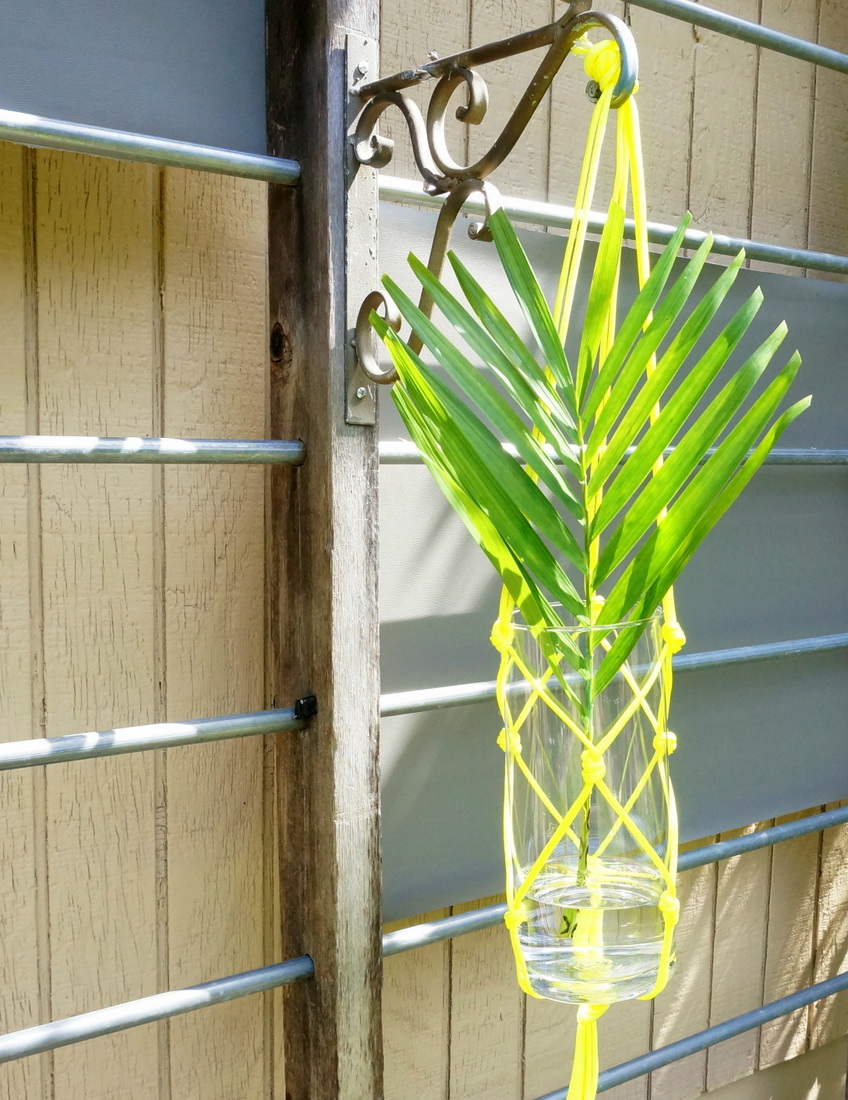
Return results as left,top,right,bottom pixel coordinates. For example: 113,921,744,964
380,696,504,924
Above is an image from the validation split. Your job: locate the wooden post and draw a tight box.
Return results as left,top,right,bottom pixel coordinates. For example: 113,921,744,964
266,2,383,1098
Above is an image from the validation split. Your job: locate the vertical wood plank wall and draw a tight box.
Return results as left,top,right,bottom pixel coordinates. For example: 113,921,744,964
0,1,846,1098
379,0,848,1098
0,155,273,1099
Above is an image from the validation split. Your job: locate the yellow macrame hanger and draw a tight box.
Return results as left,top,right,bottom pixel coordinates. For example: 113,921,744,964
493,36,686,1100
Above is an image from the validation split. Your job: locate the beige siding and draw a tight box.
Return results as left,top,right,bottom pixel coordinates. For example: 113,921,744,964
0,0,845,1096
0,156,273,1098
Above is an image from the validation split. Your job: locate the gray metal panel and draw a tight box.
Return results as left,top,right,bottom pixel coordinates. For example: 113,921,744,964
0,0,266,153
378,201,848,921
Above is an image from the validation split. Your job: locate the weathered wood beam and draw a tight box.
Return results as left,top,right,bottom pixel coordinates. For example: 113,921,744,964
266,2,382,1097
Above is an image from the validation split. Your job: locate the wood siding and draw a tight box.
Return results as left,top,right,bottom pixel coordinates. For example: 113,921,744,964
0,0,846,1096
0,150,273,1099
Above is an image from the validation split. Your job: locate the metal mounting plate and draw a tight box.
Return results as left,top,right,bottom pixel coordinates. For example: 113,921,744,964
345,34,380,425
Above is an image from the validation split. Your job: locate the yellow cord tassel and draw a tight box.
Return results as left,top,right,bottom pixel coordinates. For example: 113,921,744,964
567,1004,609,1100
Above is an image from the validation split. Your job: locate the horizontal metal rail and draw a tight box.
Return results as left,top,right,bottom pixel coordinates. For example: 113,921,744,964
627,0,848,77
0,956,313,1064
0,708,306,771
381,803,848,956
380,633,848,717
379,442,848,466
0,436,304,465
0,107,300,184
540,968,848,1097
379,175,848,275
5,438,840,468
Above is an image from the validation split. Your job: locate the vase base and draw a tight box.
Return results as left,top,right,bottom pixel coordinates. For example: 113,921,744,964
518,869,673,1003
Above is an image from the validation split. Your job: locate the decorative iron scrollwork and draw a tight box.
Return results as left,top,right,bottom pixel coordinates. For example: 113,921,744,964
351,1,638,384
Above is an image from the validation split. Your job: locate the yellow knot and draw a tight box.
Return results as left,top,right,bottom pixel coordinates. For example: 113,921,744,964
652,730,678,756
658,891,680,925
577,1003,609,1023
662,621,687,653
490,619,515,654
584,40,622,92
581,749,606,784
497,728,522,755
504,905,528,931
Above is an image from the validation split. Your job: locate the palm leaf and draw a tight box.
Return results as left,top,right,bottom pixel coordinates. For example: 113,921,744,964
374,201,808,681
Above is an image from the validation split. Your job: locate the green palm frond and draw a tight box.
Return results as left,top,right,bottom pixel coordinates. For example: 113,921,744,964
373,204,810,695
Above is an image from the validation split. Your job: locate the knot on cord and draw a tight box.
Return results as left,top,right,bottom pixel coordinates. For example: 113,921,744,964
652,729,678,756
490,619,515,654
504,905,529,931
583,40,623,92
581,749,606,784
658,891,680,924
662,620,687,653
577,1003,609,1024
497,728,522,755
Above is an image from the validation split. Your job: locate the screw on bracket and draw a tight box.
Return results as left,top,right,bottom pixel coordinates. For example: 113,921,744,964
294,695,319,721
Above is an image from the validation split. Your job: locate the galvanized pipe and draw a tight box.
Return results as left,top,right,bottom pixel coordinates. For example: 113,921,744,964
381,803,848,956
379,442,848,466
380,634,848,717
0,708,306,771
0,956,313,1064
0,108,300,184
0,436,304,465
537,968,848,1097
378,176,848,276
627,0,848,76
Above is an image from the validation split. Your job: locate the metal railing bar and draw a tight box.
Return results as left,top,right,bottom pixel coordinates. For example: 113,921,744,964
0,436,305,465
379,442,848,466
0,107,300,185
380,634,848,717
675,632,848,672
0,956,313,1064
680,805,848,871
626,0,848,77
538,968,848,1097
379,175,848,275
381,678,498,717
381,803,848,956
382,904,507,956
0,707,306,771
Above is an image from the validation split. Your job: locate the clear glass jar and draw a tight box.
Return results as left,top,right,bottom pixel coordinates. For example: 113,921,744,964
502,609,675,1004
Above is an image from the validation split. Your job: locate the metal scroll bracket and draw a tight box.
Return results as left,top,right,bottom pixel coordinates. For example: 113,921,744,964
346,1,638,412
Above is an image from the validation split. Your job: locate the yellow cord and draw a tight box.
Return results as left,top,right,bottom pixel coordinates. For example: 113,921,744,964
494,38,687,1100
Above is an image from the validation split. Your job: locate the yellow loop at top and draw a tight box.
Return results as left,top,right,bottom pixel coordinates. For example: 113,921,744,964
583,40,637,94
577,1003,609,1023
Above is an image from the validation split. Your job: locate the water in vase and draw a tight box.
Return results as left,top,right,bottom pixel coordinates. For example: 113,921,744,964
518,862,673,1004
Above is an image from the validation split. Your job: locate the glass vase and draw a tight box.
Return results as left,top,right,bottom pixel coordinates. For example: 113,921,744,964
500,609,676,1004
